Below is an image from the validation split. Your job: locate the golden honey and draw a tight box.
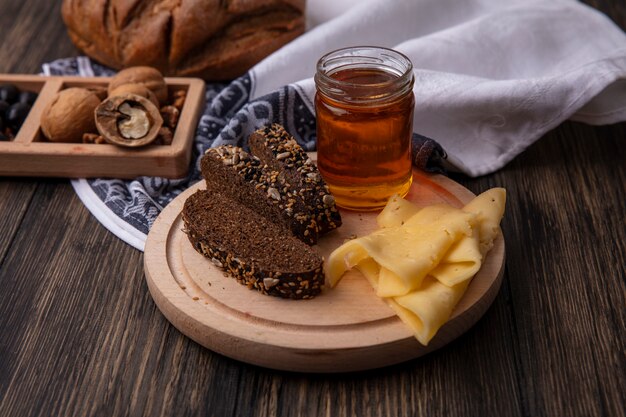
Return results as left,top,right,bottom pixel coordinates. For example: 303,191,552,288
315,47,415,210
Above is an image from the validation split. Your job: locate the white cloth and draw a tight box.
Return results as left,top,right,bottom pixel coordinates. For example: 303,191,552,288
254,0,626,176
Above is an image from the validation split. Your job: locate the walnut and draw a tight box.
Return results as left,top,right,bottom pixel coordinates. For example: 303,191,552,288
160,105,179,129
82,133,106,144
88,87,108,101
172,89,186,110
40,87,101,143
95,93,163,147
109,83,159,107
156,126,174,145
108,66,168,105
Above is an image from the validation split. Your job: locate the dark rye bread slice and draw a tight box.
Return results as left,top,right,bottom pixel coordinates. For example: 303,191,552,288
183,190,323,299
249,124,342,235
201,145,321,244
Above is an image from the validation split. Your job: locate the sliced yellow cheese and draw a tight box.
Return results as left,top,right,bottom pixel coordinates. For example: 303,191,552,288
377,267,411,297
389,277,470,346
377,194,420,228
326,239,370,287
357,258,469,346
325,188,506,346
402,203,465,228
356,258,381,289
328,205,475,296
462,188,506,255
429,233,481,287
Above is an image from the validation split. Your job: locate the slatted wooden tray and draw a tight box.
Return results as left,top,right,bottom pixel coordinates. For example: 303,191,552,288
0,74,205,179
144,167,506,373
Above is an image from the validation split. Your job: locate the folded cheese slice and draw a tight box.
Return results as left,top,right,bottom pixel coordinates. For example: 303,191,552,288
326,188,506,346
328,204,475,296
377,194,421,228
462,188,507,256
429,233,482,287
391,278,470,345
355,258,469,345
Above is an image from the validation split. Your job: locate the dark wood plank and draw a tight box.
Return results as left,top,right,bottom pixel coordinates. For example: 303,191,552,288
0,0,79,276
454,120,626,417
0,0,79,74
0,181,37,263
506,122,625,417
585,0,626,29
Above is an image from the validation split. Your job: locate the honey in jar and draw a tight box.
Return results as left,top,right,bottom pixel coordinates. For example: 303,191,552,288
315,46,415,211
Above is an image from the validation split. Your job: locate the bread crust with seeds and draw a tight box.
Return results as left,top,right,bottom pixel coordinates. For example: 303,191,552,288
183,190,323,299
187,124,342,299
249,124,342,235
201,144,322,244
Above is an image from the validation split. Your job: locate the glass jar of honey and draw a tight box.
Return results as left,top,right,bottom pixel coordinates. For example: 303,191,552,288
315,46,415,211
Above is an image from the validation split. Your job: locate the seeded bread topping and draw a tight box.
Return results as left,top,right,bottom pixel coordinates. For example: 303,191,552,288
183,190,324,299
188,124,342,299
202,144,324,245
250,124,342,235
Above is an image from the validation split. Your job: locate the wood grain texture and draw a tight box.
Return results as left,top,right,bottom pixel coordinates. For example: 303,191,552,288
0,0,624,416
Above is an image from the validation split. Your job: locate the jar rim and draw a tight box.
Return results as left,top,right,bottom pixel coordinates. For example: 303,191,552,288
315,46,414,104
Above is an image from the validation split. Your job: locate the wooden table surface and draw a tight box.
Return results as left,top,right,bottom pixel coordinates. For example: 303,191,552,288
0,1,624,416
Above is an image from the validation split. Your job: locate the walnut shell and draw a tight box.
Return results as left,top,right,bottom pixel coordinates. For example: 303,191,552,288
109,83,159,107
88,87,108,101
95,93,163,147
40,87,102,143
107,67,168,104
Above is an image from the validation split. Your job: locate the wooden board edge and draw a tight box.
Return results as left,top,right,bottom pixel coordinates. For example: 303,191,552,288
143,172,507,372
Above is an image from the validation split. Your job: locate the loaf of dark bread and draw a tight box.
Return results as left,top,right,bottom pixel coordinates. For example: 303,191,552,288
201,145,326,245
183,190,323,299
61,0,305,80
249,124,342,235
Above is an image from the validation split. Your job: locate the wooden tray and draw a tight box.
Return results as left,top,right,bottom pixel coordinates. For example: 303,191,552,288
0,74,205,179
144,168,506,372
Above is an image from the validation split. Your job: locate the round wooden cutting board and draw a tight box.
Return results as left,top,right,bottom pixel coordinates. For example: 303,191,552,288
144,167,506,373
